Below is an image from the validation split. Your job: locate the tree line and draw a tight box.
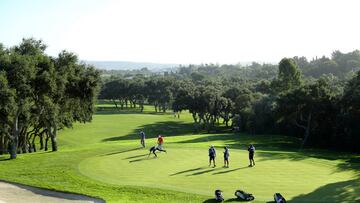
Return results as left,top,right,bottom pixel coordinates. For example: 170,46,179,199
100,51,360,152
0,39,101,159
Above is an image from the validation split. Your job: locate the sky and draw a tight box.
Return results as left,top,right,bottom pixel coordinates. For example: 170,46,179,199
1,0,360,64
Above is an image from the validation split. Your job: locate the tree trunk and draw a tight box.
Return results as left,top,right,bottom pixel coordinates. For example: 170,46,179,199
32,134,37,153
140,101,144,112
300,113,312,149
22,128,29,153
112,99,118,109
44,131,49,151
39,133,44,150
0,134,4,155
9,138,17,159
50,125,58,152
10,116,19,159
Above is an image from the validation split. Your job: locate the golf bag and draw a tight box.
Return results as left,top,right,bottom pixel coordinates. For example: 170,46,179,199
234,190,255,201
215,189,224,202
274,193,287,203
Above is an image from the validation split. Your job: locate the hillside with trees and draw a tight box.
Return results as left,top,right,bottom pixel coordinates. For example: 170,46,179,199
99,51,360,152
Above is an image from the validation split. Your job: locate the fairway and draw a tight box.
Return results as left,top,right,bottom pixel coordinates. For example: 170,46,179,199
79,145,356,202
1,106,359,202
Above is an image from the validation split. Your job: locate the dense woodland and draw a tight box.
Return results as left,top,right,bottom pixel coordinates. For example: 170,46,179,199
0,39,101,159
1,38,359,160
100,50,360,152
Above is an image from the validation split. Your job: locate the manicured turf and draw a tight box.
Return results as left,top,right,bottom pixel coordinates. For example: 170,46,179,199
0,105,359,202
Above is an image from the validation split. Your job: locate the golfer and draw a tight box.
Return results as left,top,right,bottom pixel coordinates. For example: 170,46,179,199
209,145,216,167
223,146,229,168
148,146,167,158
157,135,164,150
248,144,255,167
139,130,146,148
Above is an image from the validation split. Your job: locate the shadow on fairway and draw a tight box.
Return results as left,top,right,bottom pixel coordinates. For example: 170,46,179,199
101,147,143,156
123,154,148,160
170,167,206,176
129,157,154,163
0,158,11,161
257,150,360,176
102,121,196,142
224,198,244,202
290,178,360,202
188,168,222,176
177,133,300,151
95,106,173,115
225,198,262,202
202,199,218,203
212,166,248,175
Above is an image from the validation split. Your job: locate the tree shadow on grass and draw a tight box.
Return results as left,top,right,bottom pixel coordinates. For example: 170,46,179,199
177,133,301,152
95,106,173,115
102,121,196,142
256,150,360,176
290,179,360,202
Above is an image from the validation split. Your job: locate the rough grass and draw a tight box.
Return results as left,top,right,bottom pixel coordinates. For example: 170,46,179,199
0,105,359,202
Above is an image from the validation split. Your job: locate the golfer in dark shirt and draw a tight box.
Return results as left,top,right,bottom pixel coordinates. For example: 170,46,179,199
223,146,229,168
148,146,167,158
248,144,255,167
140,131,146,148
209,145,216,167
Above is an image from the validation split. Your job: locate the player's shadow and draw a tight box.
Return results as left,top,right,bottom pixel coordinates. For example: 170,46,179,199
170,167,205,176
202,199,218,203
123,154,148,160
0,158,11,161
187,168,221,176
129,157,155,163
225,198,257,202
212,166,248,175
101,147,143,156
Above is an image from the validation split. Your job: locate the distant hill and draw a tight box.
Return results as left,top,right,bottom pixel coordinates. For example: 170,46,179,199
85,61,180,71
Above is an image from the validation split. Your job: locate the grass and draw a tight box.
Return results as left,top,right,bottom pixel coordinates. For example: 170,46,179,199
0,105,359,202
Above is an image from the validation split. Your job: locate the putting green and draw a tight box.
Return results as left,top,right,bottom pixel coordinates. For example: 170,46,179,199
79,142,357,202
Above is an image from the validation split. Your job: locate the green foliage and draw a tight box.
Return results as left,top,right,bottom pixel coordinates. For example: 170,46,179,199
0,39,101,158
341,70,360,151
295,50,360,78
98,52,360,152
272,58,302,93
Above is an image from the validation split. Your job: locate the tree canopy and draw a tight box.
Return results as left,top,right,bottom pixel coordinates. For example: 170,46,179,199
0,38,101,159
98,50,360,152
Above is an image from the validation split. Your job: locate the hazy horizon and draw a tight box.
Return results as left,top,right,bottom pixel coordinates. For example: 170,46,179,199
1,0,360,64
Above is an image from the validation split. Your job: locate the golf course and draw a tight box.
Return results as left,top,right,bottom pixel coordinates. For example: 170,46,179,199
0,104,359,203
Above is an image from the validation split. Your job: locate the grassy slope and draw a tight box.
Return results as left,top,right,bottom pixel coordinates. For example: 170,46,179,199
0,105,359,202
